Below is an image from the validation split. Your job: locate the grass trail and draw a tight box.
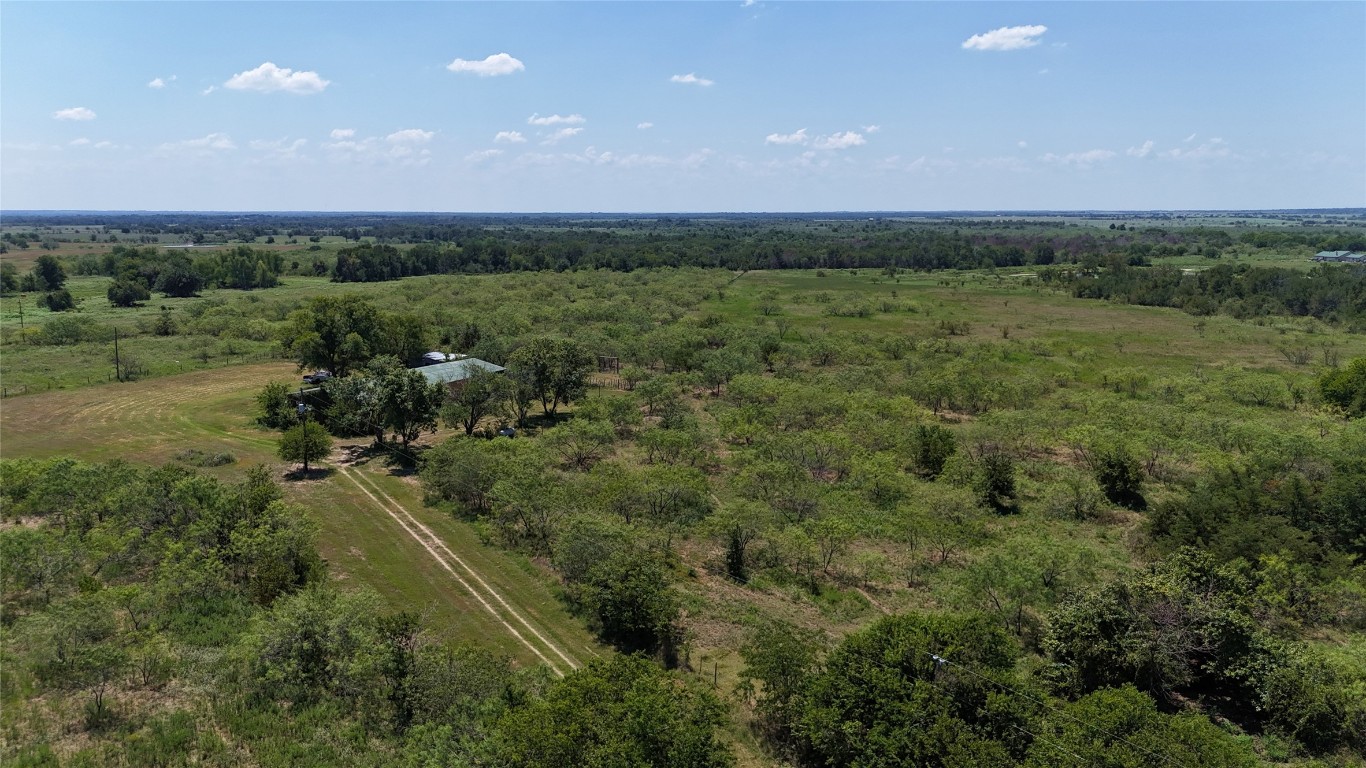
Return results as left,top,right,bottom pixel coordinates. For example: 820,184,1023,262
0,362,600,668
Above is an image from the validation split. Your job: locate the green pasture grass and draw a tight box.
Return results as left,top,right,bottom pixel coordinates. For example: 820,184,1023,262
0,362,599,668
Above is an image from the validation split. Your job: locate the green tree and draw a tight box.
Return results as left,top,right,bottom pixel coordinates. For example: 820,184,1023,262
155,264,205,297
913,424,957,480
255,382,298,430
1090,440,1146,509
975,450,1017,513
285,294,384,378
508,337,595,417
278,421,332,474
737,620,824,748
1024,686,1255,768
107,278,151,307
376,362,446,450
247,585,380,704
31,254,67,291
441,367,511,435
37,288,76,311
32,595,129,726
1319,357,1366,418
489,655,733,768
1,261,20,293
797,612,1020,767
543,418,617,471
577,548,680,657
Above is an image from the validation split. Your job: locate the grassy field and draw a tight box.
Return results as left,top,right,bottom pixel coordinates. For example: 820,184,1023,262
0,361,602,671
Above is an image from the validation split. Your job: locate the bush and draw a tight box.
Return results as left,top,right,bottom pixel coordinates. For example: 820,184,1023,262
255,382,298,431
38,315,100,345
107,279,150,307
1090,441,1146,510
975,450,1017,512
38,289,76,312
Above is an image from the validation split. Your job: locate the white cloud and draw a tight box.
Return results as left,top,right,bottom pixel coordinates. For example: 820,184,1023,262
1041,148,1115,167
528,113,586,126
1017,140,1028,148
541,127,583,145
93,141,116,150
202,86,217,96
766,128,809,146
466,149,504,162
69,138,91,146
224,62,330,94
862,124,881,134
249,138,308,161
812,131,866,150
387,128,434,143
1184,132,1197,143
879,155,958,174
1127,140,1154,158
53,107,96,121
330,128,355,139
446,52,525,77
182,133,238,150
742,0,758,6
157,133,237,156
1163,138,1232,162
637,122,654,130
974,156,1029,172
1038,69,1050,75
494,130,527,144
962,24,1048,51
670,73,714,87
148,77,166,89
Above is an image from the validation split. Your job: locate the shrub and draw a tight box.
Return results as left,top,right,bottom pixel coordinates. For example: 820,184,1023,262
107,279,150,307
38,289,76,312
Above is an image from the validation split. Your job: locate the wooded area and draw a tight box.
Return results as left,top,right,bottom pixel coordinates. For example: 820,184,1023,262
2,212,1364,767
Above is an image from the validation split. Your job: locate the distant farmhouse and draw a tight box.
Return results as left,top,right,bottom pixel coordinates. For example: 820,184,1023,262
1313,250,1366,263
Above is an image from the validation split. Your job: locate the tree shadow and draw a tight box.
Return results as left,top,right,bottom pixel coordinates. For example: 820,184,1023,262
283,466,336,482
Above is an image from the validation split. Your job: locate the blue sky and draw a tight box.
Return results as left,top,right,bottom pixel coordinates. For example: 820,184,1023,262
3,1,1363,212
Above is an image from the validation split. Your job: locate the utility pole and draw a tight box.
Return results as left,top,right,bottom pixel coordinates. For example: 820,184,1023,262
297,386,311,473
113,327,121,381
16,294,24,340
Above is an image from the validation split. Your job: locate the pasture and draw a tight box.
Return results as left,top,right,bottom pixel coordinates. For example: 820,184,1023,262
0,362,601,669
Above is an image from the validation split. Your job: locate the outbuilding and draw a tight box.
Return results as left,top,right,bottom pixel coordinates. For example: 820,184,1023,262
417,357,505,394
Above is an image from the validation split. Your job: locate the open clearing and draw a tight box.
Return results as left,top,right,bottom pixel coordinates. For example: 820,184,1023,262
0,362,599,667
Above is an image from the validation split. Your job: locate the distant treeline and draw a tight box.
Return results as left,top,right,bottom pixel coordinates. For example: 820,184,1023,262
326,224,1334,282
73,245,285,296
1065,263,1366,325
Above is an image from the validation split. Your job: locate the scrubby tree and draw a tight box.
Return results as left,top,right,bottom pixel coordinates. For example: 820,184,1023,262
1025,686,1255,768
489,655,732,768
255,382,299,431
441,367,511,435
975,450,1017,513
507,337,595,417
376,362,446,450
37,288,76,311
1319,357,1366,418
107,278,150,307
278,422,332,474
1090,440,1146,509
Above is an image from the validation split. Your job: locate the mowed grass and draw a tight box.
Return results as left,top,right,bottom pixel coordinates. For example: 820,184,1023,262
0,362,600,669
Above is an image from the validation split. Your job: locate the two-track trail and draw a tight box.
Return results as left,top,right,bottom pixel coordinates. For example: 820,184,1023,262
336,464,581,676
1,363,595,673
